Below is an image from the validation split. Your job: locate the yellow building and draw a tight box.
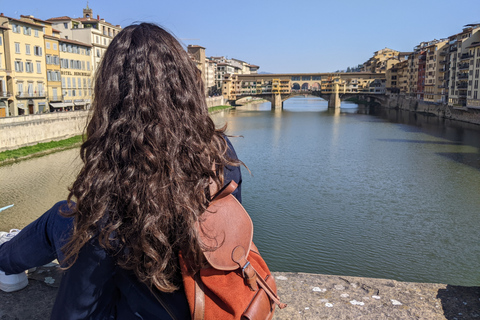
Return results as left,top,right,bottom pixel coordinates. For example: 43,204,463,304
0,14,48,116
423,40,448,103
58,38,92,110
0,25,9,117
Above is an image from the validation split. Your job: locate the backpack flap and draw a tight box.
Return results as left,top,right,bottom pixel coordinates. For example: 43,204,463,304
196,181,253,271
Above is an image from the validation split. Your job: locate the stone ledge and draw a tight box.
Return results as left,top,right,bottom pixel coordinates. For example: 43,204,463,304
0,266,479,319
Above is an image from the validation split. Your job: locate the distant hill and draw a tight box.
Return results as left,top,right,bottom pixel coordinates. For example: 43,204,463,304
258,71,273,74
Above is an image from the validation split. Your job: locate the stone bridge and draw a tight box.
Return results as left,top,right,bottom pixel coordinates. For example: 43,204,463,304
223,72,386,109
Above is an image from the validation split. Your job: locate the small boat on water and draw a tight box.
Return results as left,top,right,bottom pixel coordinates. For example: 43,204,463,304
0,204,14,213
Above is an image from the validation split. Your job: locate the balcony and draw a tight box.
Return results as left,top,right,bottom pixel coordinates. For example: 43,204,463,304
439,60,449,65
16,91,46,99
457,84,468,89
458,63,470,70
459,53,473,60
457,73,469,79
0,91,12,99
440,51,448,56
48,95,64,102
450,46,457,52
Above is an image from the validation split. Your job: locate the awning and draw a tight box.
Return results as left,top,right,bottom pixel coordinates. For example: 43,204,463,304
17,103,26,109
74,101,86,106
49,102,73,108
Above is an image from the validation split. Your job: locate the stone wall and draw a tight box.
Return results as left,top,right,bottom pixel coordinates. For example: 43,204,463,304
0,97,227,152
381,94,480,125
0,111,90,152
206,96,225,108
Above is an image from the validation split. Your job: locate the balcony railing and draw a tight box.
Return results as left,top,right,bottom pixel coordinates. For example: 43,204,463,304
458,63,470,70
439,60,449,65
457,84,468,89
0,91,12,98
16,91,46,98
459,53,473,60
440,51,447,56
457,73,469,79
48,95,64,102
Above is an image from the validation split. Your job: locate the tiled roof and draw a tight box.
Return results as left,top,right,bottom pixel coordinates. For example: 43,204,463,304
46,16,73,21
20,15,51,24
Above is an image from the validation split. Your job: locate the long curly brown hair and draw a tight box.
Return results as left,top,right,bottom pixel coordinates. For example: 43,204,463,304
64,23,237,292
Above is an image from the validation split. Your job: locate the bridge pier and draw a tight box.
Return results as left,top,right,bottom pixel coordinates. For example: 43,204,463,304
271,94,283,109
328,84,341,109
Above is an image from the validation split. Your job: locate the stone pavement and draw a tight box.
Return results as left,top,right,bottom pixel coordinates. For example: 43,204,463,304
0,265,479,319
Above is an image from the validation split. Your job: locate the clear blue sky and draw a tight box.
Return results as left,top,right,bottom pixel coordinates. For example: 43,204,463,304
1,0,480,73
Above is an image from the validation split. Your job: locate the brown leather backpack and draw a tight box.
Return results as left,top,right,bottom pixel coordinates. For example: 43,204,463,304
179,180,287,320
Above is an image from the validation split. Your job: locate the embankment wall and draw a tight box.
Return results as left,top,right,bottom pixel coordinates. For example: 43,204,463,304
0,97,226,152
0,111,90,152
379,94,480,125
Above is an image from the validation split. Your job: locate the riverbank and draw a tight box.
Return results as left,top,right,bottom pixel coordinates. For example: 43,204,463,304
1,264,478,319
347,95,480,126
0,105,236,166
0,135,83,167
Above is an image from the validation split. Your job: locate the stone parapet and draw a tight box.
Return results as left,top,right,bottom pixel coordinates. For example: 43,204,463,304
0,265,478,319
0,111,90,152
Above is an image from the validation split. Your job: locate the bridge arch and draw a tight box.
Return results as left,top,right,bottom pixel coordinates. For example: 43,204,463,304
301,83,309,91
292,83,300,90
312,82,321,91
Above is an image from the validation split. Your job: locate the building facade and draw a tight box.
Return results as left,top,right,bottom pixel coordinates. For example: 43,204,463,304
0,14,48,116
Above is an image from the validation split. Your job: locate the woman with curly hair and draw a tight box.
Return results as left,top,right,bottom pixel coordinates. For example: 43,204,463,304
0,23,241,319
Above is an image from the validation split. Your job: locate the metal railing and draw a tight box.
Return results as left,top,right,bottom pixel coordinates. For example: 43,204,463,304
15,91,47,98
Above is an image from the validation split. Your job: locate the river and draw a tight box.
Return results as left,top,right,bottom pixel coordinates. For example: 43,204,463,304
1,97,479,286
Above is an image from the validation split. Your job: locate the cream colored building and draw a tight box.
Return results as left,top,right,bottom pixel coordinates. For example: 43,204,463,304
58,38,92,110
0,25,9,117
362,48,401,73
466,41,480,108
448,25,480,107
48,6,121,73
423,40,448,103
0,14,48,116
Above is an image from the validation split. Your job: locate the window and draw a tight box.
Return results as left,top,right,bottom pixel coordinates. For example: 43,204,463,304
17,83,23,96
12,24,20,33
82,61,85,70
62,77,66,88
96,36,99,44
78,78,81,88
87,61,90,71
97,49,100,57
73,46,78,54
14,60,23,72
86,49,91,56
36,62,41,73
64,22,68,29
34,46,42,56
83,78,86,89
34,29,39,37
0,36,2,46
25,62,34,73
67,45,72,53
62,43,67,52
104,38,107,45
46,55,51,64
53,43,57,50
47,71,51,81
67,77,71,88
46,42,50,49
23,26,31,35
15,42,20,54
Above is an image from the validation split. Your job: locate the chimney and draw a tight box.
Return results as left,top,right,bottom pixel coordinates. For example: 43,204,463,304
97,15,99,20
0,13,3,16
